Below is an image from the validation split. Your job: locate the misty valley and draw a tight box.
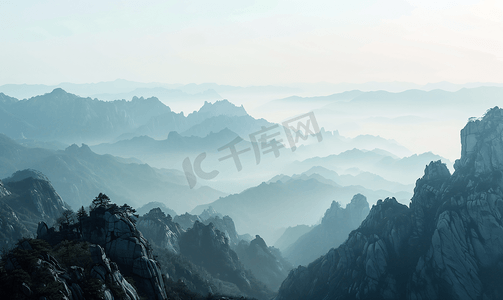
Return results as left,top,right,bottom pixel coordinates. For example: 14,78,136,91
1,83,503,300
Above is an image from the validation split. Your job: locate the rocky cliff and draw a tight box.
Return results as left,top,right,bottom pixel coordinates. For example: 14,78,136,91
179,221,273,300
137,208,184,254
283,193,370,266
81,204,167,300
275,107,503,300
0,238,141,300
174,210,241,247
235,235,293,291
0,169,69,249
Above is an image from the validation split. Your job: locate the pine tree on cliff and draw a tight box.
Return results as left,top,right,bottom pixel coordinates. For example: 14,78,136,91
91,193,111,209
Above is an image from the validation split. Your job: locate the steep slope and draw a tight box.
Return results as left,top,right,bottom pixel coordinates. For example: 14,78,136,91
235,235,293,291
283,194,370,266
179,221,273,299
276,107,503,300
0,239,141,300
79,203,167,299
173,210,241,247
0,170,69,249
137,208,184,254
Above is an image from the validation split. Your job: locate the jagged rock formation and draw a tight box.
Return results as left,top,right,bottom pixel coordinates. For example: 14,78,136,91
0,179,10,197
137,208,184,254
0,238,141,300
174,211,240,247
199,206,223,221
174,212,202,230
276,107,503,300
0,169,69,249
137,202,177,218
81,204,167,300
89,244,141,300
283,194,370,266
204,215,240,247
179,221,273,300
235,235,293,291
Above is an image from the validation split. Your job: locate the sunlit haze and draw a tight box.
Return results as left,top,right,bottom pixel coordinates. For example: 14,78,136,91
1,0,502,85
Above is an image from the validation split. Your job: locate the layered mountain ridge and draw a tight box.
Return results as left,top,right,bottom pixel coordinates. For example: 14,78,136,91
275,107,503,300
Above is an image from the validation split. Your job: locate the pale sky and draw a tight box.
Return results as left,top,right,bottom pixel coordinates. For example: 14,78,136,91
1,0,502,86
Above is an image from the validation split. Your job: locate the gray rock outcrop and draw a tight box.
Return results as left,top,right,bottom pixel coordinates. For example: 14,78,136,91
83,205,167,300
137,208,184,254
275,107,503,300
0,170,69,249
179,221,273,300
1,238,141,300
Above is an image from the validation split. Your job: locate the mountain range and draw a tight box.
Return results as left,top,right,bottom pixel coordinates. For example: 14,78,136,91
0,134,224,212
275,106,503,300
192,175,409,243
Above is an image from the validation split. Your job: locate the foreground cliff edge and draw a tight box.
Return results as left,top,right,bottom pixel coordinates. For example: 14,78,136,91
276,107,503,300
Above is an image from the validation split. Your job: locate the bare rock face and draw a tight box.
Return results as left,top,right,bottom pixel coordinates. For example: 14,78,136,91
90,244,140,300
1,239,141,300
3,169,69,222
137,208,184,254
204,215,240,247
179,221,273,300
276,107,503,300
83,206,167,300
0,180,10,197
458,107,503,174
173,212,202,230
0,170,69,249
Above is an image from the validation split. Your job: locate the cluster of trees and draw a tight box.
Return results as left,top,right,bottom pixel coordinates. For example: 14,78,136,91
56,193,138,231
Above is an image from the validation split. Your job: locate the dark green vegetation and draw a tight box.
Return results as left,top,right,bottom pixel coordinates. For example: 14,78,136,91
0,192,262,300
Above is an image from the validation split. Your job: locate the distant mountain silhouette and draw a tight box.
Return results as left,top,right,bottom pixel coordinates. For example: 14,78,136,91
300,166,414,193
293,148,452,185
0,89,258,144
192,176,409,243
0,134,225,211
273,225,313,251
91,128,241,168
282,194,370,266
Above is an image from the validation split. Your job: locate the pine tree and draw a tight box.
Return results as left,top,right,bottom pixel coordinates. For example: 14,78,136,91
77,206,88,221
91,193,111,210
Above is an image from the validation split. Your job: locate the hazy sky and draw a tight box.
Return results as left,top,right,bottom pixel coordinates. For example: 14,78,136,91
1,0,502,86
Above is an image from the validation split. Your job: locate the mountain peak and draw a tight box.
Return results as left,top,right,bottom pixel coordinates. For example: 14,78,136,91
423,160,451,181
196,99,247,117
3,169,50,184
65,143,94,155
456,106,503,173
50,88,68,95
